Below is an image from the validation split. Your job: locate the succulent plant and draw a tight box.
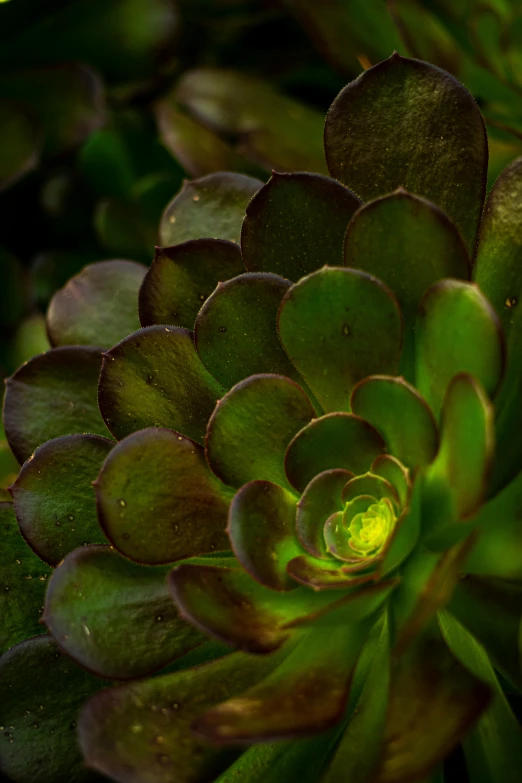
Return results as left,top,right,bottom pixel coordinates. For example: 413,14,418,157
2,52,522,783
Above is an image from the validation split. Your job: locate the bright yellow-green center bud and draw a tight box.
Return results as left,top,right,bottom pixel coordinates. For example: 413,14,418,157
346,497,396,557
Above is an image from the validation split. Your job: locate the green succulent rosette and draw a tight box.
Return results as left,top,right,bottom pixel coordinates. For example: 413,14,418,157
2,54,522,783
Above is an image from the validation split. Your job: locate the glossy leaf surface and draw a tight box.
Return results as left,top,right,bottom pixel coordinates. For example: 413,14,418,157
79,647,290,783
96,428,231,564
344,190,470,375
285,413,386,493
43,546,204,680
474,158,522,492
195,274,298,388
206,375,314,490
241,172,360,280
278,267,402,412
4,347,110,464
11,434,112,566
139,240,244,330
47,260,146,349
98,326,224,445
324,54,487,256
228,480,301,591
415,281,504,416
159,172,262,247
351,375,438,469
193,623,370,743
0,502,52,654
296,469,353,559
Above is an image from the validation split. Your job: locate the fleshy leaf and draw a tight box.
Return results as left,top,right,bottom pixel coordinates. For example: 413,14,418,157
374,627,490,783
0,99,40,191
206,374,314,490
350,375,438,469
296,469,353,559
464,468,522,580
159,172,262,247
278,267,402,412
47,260,146,349
175,69,328,174
193,623,372,744
96,428,231,565
341,473,398,506
43,546,204,680
324,53,487,257
440,611,522,783
287,554,376,591
195,274,299,388
155,98,263,178
415,280,504,416
0,502,52,654
449,576,522,692
169,561,351,653
344,190,470,377
284,413,386,493
241,172,361,280
98,326,224,445
321,614,390,783
10,434,112,566
372,454,411,507
79,646,291,783
139,239,244,330
422,374,494,539
228,480,301,591
391,537,475,653
0,635,106,783
4,346,111,464
473,158,522,492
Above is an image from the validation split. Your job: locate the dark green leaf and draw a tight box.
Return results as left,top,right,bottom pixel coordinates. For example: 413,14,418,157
176,69,328,175
98,326,224,445
473,158,522,492
415,281,504,416
193,623,371,743
350,375,438,469
78,646,291,783
422,374,494,541
169,561,348,654
241,172,360,281
139,239,244,330
195,273,299,388
374,626,490,783
278,267,402,412
284,413,386,493
324,54,487,257
43,545,204,680
440,611,522,783
155,98,264,178
206,374,314,490
296,469,353,559
47,260,146,349
96,427,231,565
4,346,111,464
449,576,522,692
0,502,51,654
344,190,470,377
11,434,112,566
228,480,301,591
0,635,106,783
159,172,262,247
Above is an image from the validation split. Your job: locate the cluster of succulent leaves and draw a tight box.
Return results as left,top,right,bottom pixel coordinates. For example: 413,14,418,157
5,0,522,385
3,51,522,783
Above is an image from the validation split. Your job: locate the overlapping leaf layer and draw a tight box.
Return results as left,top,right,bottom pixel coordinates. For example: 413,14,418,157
2,54,522,783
